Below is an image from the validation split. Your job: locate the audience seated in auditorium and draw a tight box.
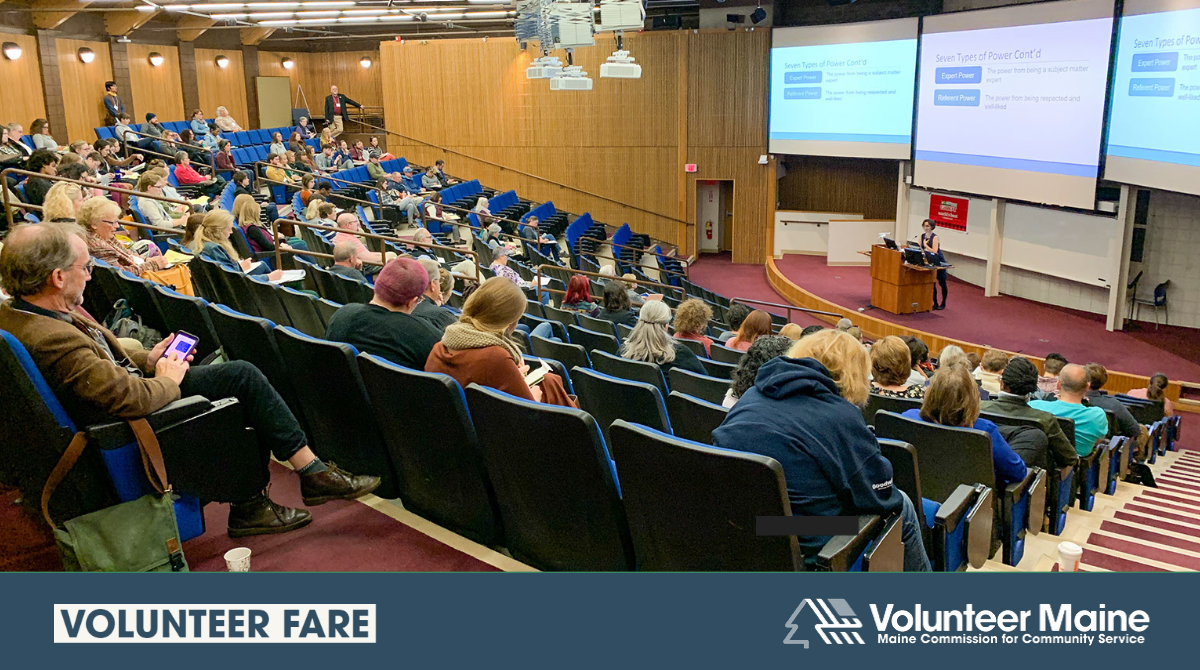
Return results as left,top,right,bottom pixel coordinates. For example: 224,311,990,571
202,125,222,153
79,198,167,276
185,209,279,279
1083,363,1141,440
215,141,236,171
726,309,771,352
329,240,368,283
1029,364,1107,457
287,132,305,156
23,149,58,207
412,258,458,332
714,329,931,571
672,298,713,355
519,215,561,263
902,335,931,386
560,274,600,316
484,223,505,251
187,110,208,141
400,165,424,195
777,323,803,340
488,246,534,290
369,136,393,160
97,138,141,172
41,182,83,223
980,356,1078,470
901,365,1028,487
870,336,927,399
722,335,792,408
135,170,186,229
597,280,638,327
424,192,459,226
936,344,988,399
350,141,367,163
421,166,442,191
333,212,384,272
336,140,359,167
325,257,441,370
319,127,334,148
231,170,281,223
30,118,63,152
213,106,242,133
1,122,34,167
376,178,419,229
711,303,746,344
472,197,495,226
312,201,336,228
1037,353,1068,399
264,154,295,188
800,324,823,338
269,132,287,156
619,273,647,307
434,159,457,187
1125,372,1173,417
426,277,575,407
0,222,379,536
295,116,314,139
976,349,1008,395
173,151,225,199
621,300,706,376
142,113,168,144
235,195,306,257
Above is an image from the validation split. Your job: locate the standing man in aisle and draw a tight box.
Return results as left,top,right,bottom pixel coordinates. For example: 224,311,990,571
324,85,362,140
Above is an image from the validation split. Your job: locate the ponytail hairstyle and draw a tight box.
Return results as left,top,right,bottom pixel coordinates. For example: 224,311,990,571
186,208,239,260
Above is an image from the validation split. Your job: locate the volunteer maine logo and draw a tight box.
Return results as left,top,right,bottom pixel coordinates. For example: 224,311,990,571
783,598,865,647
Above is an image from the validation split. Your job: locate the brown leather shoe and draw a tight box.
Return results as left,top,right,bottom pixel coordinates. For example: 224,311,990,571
300,462,381,506
228,493,313,538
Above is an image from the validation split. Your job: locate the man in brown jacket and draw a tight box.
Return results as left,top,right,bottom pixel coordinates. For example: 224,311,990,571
0,222,380,537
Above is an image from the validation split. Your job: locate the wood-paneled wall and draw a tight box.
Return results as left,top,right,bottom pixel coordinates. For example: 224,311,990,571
56,38,112,148
0,34,46,131
379,31,772,261
259,50,382,111
778,155,899,220
127,43,184,123
196,48,248,129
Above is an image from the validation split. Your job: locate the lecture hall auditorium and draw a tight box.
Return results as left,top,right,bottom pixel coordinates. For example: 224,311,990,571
1,0,1197,574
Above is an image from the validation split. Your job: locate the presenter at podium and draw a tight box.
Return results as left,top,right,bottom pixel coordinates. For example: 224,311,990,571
920,219,948,311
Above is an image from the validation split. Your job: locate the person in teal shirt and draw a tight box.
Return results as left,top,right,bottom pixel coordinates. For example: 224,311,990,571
1030,364,1108,456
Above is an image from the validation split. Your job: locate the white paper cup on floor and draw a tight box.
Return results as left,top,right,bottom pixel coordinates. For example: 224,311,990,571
1057,541,1082,572
224,547,252,572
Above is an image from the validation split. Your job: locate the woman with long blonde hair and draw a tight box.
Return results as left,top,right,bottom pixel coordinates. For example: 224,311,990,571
712,328,932,571
41,181,85,222
425,278,575,407
234,193,309,256
184,208,278,278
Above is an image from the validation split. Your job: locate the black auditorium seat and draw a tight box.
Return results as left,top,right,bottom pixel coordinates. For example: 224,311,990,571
148,283,222,361
464,384,633,571
709,342,744,364
529,335,590,370
567,324,619,356
874,411,1044,568
666,368,729,405
700,357,737,380
589,350,667,396
244,276,293,327
577,313,619,338
609,421,901,572
273,326,398,499
572,367,671,442
276,285,327,337
674,337,708,359
358,354,501,545
664,391,728,445
862,392,924,426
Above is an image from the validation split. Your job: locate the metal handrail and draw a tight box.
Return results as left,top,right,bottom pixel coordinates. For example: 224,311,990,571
275,218,482,285
354,119,692,229
728,295,842,323
1,168,195,230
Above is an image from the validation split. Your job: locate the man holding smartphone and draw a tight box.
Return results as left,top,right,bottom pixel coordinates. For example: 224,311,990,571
0,222,381,537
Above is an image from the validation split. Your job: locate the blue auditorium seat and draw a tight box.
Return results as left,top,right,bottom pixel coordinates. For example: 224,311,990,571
95,127,116,141
572,367,671,443
251,129,270,144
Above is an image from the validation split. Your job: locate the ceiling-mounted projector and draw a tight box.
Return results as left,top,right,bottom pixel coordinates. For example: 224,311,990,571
527,55,564,79
550,65,593,90
600,50,641,79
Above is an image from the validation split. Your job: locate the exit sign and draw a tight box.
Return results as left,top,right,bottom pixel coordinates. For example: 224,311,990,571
684,164,697,173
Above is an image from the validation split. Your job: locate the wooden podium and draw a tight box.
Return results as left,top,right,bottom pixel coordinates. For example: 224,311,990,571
869,245,936,315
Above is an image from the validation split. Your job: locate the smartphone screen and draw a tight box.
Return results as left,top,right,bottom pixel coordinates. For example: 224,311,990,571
166,332,199,360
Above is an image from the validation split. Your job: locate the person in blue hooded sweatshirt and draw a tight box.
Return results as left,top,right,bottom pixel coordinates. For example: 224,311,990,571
901,363,1028,487
713,330,931,571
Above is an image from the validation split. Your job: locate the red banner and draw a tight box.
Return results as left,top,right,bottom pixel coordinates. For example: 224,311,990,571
929,194,969,231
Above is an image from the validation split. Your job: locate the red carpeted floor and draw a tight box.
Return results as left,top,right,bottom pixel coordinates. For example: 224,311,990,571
183,463,499,572
690,252,1200,383
1,464,500,572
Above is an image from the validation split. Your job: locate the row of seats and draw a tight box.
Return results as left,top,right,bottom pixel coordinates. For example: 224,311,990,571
227,139,321,172
95,122,295,145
